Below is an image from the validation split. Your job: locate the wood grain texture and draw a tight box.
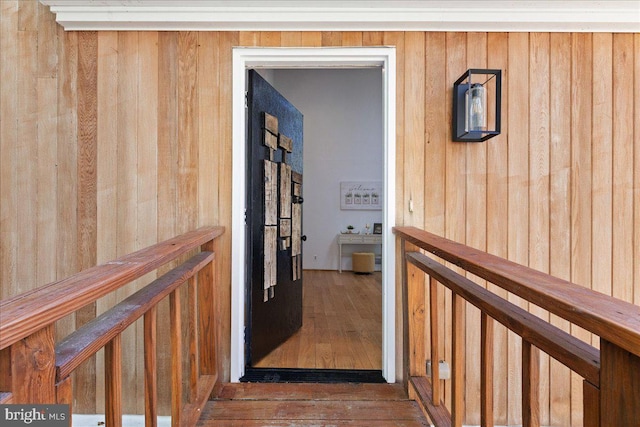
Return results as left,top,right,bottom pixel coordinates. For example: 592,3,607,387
528,32,550,425
548,31,572,427
480,313,493,427
522,342,540,427
486,32,509,425
254,271,381,370
144,306,158,427
600,340,640,427
10,326,56,403
0,227,222,350
55,252,214,379
105,334,123,427
1,12,638,423
405,250,600,386
201,383,428,426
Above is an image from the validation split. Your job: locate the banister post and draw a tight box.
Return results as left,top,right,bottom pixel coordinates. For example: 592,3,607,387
7,326,56,403
599,339,640,427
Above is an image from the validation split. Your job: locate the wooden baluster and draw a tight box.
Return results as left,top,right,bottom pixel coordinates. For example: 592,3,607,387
170,288,183,427
481,313,494,427
583,381,600,427
105,334,122,427
452,293,465,427
188,275,198,402
522,341,540,427
429,276,440,405
144,306,158,427
198,241,217,375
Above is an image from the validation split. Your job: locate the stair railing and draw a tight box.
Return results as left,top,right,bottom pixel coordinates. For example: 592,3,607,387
0,226,224,427
394,226,640,427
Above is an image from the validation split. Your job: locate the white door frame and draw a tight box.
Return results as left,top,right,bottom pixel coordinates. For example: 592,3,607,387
231,47,396,382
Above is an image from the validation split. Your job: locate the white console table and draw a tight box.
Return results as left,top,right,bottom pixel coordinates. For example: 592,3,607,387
337,233,382,273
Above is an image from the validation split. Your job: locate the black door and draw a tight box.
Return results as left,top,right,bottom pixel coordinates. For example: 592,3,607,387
246,70,304,365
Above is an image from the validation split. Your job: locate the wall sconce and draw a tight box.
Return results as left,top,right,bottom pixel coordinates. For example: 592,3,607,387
452,69,502,142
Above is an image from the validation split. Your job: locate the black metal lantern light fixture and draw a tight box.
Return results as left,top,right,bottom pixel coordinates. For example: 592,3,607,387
452,69,502,142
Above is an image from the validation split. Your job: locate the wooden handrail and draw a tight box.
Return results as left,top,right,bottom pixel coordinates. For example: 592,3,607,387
406,251,601,385
394,226,640,427
0,226,224,427
394,226,640,357
55,251,214,380
0,226,223,350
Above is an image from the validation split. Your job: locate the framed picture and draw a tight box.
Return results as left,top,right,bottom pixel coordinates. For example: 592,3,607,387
340,181,382,210
373,223,382,234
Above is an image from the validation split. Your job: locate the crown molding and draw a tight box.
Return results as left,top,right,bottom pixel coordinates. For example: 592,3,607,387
40,1,640,32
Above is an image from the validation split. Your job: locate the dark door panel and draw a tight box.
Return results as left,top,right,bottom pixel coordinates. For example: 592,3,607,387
246,70,304,364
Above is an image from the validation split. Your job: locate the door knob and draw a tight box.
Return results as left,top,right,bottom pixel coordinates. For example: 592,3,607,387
301,235,307,242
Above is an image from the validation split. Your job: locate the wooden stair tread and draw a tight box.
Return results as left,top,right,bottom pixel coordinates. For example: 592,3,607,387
214,382,409,400
197,383,430,426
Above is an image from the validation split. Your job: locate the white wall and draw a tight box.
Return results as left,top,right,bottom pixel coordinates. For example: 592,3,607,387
268,68,383,271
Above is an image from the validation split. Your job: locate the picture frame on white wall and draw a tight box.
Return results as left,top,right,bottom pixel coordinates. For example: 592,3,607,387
340,181,382,210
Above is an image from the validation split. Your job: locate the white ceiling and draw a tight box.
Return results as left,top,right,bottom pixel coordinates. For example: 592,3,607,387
40,1,640,32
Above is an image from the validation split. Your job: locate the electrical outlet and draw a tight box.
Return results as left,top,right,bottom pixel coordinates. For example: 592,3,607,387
426,360,451,380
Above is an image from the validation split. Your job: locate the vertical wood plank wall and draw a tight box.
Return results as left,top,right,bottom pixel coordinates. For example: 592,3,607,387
1,3,638,424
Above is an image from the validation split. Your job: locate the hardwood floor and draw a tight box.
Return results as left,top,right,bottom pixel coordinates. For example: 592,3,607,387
197,383,429,426
253,270,382,370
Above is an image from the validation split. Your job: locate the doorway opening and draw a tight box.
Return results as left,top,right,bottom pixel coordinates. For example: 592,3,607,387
231,47,396,383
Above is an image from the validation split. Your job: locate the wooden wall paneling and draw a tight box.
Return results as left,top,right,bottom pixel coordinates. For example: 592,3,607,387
55,27,78,343
157,31,179,413
16,4,38,299
178,31,199,235
280,31,302,47
612,34,634,305
35,0,58,294
464,32,488,425
507,32,530,426
591,33,614,306
486,31,509,426
548,32,572,427
404,31,426,377
444,31,467,415
528,32,551,426
214,31,238,381
635,34,640,308
76,30,99,414
261,31,281,47
178,30,199,407
96,30,119,413
36,66,58,289
198,32,218,230
136,31,159,413
36,2,57,78
570,32,593,427
424,32,448,408
116,30,140,415
300,31,322,47
342,31,363,46
321,31,342,46
0,1,18,302
17,0,37,30
424,33,446,239
363,32,383,46
382,30,406,383
239,31,260,46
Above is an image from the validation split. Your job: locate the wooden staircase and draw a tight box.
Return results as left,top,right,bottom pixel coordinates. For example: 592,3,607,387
197,382,430,426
